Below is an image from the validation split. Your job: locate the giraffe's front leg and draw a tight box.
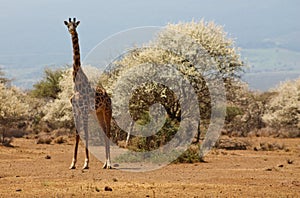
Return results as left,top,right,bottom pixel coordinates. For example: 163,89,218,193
69,132,80,169
69,159,76,170
82,146,89,170
70,95,81,170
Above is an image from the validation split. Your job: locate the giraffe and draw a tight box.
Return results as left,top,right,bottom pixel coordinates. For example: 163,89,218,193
64,18,112,170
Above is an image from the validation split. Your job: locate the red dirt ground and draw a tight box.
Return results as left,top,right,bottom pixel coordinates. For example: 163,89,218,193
0,137,299,197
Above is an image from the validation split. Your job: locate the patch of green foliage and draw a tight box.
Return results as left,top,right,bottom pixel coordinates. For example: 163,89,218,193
226,106,243,122
31,68,63,99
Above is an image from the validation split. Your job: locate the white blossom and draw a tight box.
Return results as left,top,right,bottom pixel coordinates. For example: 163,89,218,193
263,78,300,129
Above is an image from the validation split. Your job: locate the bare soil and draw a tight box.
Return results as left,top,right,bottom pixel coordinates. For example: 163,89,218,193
0,137,299,197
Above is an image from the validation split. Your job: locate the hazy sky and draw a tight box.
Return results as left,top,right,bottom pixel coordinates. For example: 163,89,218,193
0,0,299,73
1,0,298,52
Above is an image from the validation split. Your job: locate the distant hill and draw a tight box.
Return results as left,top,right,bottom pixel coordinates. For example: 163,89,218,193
260,31,300,51
2,47,300,92
241,48,300,72
241,48,300,91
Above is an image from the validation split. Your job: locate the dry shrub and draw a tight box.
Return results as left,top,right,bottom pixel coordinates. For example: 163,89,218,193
224,83,267,137
1,137,13,147
250,127,278,137
276,128,300,138
254,142,286,151
249,127,300,138
117,140,127,148
53,136,66,144
4,129,27,138
36,137,52,144
215,137,251,150
36,133,52,144
52,128,72,138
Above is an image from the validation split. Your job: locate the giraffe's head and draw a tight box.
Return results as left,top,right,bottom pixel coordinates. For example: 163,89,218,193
64,18,80,35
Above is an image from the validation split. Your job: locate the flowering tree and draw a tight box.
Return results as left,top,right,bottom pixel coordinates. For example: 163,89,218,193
0,83,29,125
101,20,244,147
0,83,30,143
41,69,73,128
263,78,300,131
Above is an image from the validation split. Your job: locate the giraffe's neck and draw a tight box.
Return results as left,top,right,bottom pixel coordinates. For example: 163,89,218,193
71,32,81,83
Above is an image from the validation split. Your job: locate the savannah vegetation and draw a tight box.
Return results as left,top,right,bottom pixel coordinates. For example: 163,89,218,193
0,20,299,162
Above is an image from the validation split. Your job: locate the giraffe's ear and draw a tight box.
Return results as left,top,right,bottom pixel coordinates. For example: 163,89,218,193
76,21,80,26
64,21,68,26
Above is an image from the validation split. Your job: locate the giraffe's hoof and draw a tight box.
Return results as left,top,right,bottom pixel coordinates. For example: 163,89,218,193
82,165,89,170
102,163,112,169
69,165,76,170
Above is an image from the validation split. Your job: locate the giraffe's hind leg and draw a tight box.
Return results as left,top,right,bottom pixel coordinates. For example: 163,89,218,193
81,112,90,170
96,110,112,169
103,134,111,169
105,109,112,169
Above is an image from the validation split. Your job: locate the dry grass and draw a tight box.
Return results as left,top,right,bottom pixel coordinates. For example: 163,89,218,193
215,137,251,150
249,127,300,138
36,136,52,144
254,142,286,151
53,136,66,144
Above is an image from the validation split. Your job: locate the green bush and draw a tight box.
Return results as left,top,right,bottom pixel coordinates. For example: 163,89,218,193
226,106,243,122
31,68,63,99
173,144,200,163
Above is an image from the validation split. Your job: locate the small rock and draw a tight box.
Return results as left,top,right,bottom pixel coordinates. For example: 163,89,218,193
45,155,51,159
199,157,207,163
266,167,279,171
254,146,260,151
292,180,300,187
265,167,273,171
112,178,118,182
278,164,284,168
287,159,294,164
104,186,112,191
16,189,22,192
95,187,100,192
